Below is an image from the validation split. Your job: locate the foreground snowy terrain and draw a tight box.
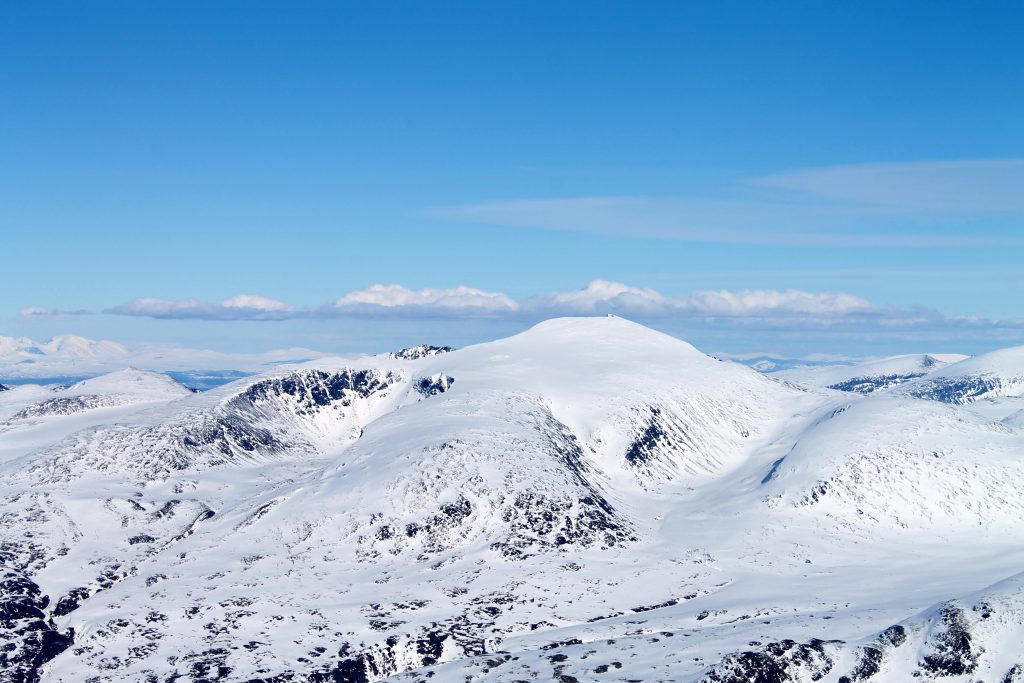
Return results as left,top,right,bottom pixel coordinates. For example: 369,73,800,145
2,317,1023,683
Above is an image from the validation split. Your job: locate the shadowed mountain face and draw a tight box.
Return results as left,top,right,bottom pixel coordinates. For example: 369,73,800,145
1,318,1022,682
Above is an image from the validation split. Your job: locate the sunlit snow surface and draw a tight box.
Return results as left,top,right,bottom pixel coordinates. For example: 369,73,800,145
2,318,1023,682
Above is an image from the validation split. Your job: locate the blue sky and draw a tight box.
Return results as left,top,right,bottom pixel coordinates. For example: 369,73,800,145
2,1,1023,362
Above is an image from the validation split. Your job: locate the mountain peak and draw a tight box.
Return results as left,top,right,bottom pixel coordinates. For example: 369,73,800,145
506,315,703,355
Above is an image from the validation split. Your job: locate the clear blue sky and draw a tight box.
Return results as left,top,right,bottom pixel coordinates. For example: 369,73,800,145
2,1,1022,359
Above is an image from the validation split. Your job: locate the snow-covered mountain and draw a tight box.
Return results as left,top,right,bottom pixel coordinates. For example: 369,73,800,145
894,346,1024,404
0,334,329,382
0,335,128,360
0,335,130,378
1,318,1022,683
776,353,969,393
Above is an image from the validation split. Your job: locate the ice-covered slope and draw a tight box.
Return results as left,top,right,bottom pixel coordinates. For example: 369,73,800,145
1,318,1022,683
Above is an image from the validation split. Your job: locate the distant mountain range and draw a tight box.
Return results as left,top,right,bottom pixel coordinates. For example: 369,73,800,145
1,317,1022,682
0,334,328,387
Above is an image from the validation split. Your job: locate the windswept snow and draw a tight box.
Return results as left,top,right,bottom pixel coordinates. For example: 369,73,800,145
1,317,1022,682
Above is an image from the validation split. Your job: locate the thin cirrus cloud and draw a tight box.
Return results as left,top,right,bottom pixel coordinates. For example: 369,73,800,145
751,159,1024,211
425,159,1024,247
102,281,979,332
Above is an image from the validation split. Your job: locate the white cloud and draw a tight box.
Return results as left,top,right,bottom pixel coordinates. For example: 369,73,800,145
525,281,875,318
107,295,294,320
107,287,520,320
531,280,671,315
221,294,293,312
116,283,879,320
677,289,874,316
328,285,520,317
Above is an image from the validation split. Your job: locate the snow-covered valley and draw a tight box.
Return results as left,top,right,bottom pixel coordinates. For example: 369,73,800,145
2,317,1022,683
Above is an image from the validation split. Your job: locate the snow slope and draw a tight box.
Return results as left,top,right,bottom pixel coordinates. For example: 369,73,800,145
1,317,1022,683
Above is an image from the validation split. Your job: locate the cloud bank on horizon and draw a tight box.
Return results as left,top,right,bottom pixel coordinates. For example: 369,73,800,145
9,279,1024,379
73,280,1021,337
98,281,880,320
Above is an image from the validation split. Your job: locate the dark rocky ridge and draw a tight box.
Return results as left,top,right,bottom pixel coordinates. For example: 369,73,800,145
491,412,634,558
233,369,400,414
918,604,982,677
838,625,906,683
10,395,116,421
415,374,454,397
27,368,426,481
702,638,839,683
388,345,455,361
827,373,925,393
0,567,74,683
905,375,1013,404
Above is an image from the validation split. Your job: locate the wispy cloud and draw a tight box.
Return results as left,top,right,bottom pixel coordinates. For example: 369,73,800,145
425,159,1024,246
18,307,93,321
750,159,1024,212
